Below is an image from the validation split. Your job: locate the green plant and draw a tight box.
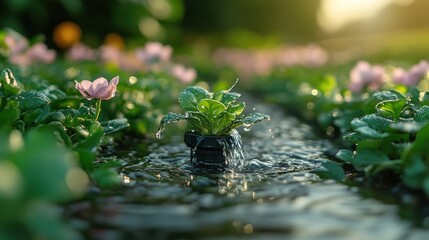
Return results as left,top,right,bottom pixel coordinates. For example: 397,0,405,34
157,81,270,137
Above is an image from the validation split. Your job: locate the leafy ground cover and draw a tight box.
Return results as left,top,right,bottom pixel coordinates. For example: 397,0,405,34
0,29,196,239
247,59,429,200
3,26,429,238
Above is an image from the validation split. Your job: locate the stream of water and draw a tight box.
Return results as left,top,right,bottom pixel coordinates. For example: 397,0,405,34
70,101,429,240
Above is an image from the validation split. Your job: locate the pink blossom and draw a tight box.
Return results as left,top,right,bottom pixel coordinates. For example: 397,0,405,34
99,45,121,64
406,60,428,86
4,32,28,54
393,60,429,86
67,43,97,62
8,42,56,66
28,43,56,64
349,61,386,93
75,76,119,100
392,68,408,85
302,44,329,67
136,42,172,64
171,64,196,83
9,53,32,67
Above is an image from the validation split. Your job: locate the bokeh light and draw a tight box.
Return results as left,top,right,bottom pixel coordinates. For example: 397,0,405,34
53,21,82,48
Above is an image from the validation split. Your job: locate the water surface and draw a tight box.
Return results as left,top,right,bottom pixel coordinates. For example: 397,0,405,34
71,102,429,240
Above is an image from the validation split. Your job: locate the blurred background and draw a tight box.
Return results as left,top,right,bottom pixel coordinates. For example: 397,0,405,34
2,0,429,65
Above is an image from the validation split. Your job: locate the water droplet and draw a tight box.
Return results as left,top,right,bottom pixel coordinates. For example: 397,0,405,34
252,107,256,111
156,128,164,139
243,123,252,132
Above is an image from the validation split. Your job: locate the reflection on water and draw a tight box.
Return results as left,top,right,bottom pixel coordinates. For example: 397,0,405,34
70,102,429,239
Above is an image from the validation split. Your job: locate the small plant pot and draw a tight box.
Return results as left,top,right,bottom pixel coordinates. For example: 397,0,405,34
184,131,232,165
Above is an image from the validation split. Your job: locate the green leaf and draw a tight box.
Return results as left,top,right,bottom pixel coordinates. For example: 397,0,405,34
158,112,187,128
415,106,429,123
179,86,211,111
227,102,245,116
18,91,51,111
91,167,121,188
13,129,80,201
351,114,391,138
178,90,198,111
101,118,129,134
389,121,422,133
376,99,407,121
72,122,104,171
214,111,236,135
198,99,226,118
403,155,426,188
0,68,23,96
344,132,368,144
242,112,270,125
336,149,353,163
423,177,429,198
184,111,210,134
312,161,345,181
352,149,390,171
219,92,241,105
0,108,20,126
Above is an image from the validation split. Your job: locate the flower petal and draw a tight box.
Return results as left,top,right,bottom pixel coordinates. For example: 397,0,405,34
110,76,119,86
92,77,108,90
75,81,92,99
94,85,112,99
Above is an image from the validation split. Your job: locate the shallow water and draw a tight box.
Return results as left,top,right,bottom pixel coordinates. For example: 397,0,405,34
72,102,429,240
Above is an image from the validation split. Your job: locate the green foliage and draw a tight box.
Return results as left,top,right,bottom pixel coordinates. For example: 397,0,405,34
159,82,270,136
0,128,85,240
246,63,429,197
312,161,346,181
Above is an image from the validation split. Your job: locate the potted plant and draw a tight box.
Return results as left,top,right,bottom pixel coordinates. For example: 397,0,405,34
157,81,270,168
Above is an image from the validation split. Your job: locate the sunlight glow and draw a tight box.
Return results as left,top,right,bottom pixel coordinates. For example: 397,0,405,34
317,0,415,32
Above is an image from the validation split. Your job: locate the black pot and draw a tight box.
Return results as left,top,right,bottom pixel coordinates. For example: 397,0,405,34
184,131,232,165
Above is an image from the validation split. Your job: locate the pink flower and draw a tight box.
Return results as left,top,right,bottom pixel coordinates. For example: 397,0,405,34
67,43,97,62
136,42,172,64
4,33,28,54
171,64,196,83
393,60,429,86
99,45,121,64
75,76,119,100
392,68,408,85
349,61,386,93
8,42,56,66
28,43,56,64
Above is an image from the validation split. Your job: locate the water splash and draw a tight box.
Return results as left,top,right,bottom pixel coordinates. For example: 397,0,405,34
243,123,252,132
156,113,186,139
219,129,245,172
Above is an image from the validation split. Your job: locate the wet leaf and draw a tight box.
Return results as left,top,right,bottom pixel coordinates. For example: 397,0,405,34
389,121,422,133
351,114,391,138
198,99,226,118
72,122,104,171
415,106,429,123
313,161,345,181
242,112,270,125
178,90,198,111
18,91,51,111
352,149,390,171
219,92,241,105
91,167,121,188
227,102,245,115
0,68,23,96
102,118,130,135
376,99,407,121
336,149,353,163
179,86,211,111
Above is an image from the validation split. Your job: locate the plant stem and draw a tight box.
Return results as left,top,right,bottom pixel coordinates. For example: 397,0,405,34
94,98,102,122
